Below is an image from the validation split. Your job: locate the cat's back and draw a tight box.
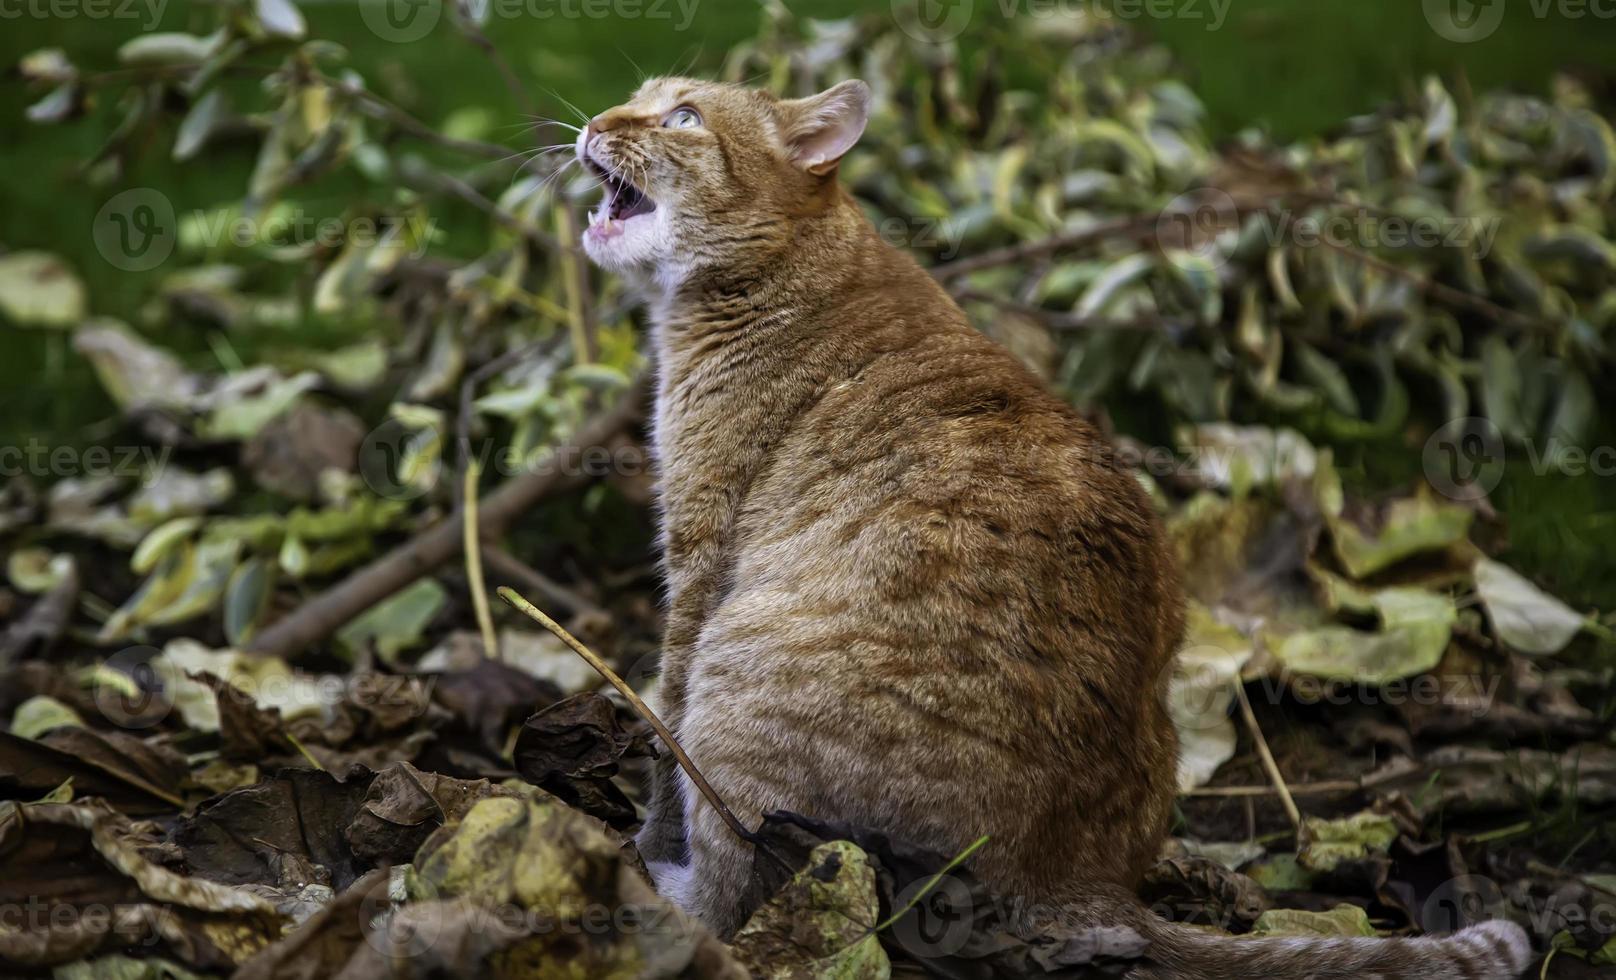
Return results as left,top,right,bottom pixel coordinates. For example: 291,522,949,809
717,230,1181,661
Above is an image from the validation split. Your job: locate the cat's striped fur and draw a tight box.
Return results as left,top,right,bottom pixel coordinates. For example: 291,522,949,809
574,76,1531,979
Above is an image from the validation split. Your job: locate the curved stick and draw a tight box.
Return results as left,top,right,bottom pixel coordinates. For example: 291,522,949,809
496,586,760,848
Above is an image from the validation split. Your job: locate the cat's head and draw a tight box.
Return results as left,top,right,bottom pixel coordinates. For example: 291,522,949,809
573,77,870,283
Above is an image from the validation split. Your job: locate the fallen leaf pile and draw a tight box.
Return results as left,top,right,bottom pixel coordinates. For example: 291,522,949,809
4,0,1615,976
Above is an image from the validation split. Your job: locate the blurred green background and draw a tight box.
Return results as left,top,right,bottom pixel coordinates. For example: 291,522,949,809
3,0,1614,605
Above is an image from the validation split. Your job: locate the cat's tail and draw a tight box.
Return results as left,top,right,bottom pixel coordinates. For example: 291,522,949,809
1131,914,1533,980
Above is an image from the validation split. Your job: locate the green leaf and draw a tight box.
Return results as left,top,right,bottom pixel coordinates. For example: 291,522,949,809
131,517,203,575
174,89,229,162
7,549,74,594
117,32,221,67
1298,811,1400,871
18,48,75,84
0,251,87,328
1473,558,1586,655
1169,603,1253,791
11,695,84,739
1273,588,1456,685
25,83,81,125
1075,253,1156,320
73,320,197,411
255,0,307,38
1328,493,1473,579
199,372,320,441
223,557,275,647
336,578,447,664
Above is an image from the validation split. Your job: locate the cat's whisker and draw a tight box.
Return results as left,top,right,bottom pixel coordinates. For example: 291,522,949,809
519,116,584,134
519,157,582,200
617,46,647,84
542,88,592,126
536,162,603,212
485,146,568,175
670,46,703,80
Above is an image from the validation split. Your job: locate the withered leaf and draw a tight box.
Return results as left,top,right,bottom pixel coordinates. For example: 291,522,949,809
344,761,517,866
173,767,374,891
428,656,561,756
1140,855,1269,931
0,556,79,665
0,798,284,969
0,728,186,814
512,691,654,830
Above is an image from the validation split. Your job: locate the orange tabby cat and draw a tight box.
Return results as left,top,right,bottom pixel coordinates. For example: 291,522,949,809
573,77,1531,979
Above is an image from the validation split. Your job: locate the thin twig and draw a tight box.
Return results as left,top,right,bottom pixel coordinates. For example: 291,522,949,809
1232,681,1307,846
482,547,601,619
283,731,326,772
329,75,514,161
554,206,596,362
1185,780,1359,799
872,835,990,932
952,287,1177,332
930,214,1162,279
462,460,499,659
449,1,538,119
402,163,558,250
496,587,775,860
1316,237,1541,330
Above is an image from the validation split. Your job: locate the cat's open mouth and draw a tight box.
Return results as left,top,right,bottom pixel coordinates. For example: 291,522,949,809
586,161,656,238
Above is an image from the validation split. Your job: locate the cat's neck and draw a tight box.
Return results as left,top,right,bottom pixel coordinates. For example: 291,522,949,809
644,188,926,375
641,187,937,476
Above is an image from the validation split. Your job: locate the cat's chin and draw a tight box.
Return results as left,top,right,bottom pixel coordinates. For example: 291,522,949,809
581,212,666,271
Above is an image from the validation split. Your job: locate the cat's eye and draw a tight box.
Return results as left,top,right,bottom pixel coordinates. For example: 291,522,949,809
662,106,702,130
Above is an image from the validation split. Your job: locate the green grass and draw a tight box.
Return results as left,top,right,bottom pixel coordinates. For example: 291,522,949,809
1138,0,1614,138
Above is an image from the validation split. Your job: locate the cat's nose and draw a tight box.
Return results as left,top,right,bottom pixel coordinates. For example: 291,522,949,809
585,108,635,146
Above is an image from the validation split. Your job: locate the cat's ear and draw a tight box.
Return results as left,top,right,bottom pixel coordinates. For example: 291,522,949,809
778,80,870,176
